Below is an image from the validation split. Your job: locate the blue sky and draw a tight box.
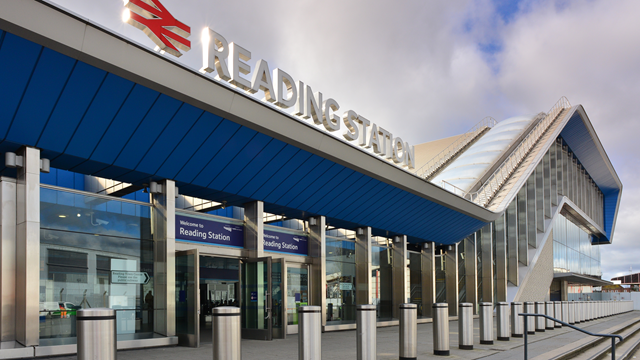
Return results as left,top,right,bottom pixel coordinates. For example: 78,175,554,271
49,0,640,282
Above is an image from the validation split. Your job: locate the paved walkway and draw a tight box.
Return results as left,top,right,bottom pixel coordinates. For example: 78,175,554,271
42,311,640,360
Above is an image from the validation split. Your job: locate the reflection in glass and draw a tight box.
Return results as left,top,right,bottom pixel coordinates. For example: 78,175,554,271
39,187,153,345
286,267,308,325
372,241,393,320
326,237,356,325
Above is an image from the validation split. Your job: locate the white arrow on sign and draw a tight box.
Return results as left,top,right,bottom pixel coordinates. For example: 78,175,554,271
111,271,150,284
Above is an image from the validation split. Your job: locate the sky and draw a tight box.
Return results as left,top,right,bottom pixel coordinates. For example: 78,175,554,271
47,0,640,282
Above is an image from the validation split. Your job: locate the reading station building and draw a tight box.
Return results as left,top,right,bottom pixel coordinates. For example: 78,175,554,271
0,0,622,356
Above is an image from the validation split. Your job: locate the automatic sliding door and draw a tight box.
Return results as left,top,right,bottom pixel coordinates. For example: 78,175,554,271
241,257,272,340
175,249,200,347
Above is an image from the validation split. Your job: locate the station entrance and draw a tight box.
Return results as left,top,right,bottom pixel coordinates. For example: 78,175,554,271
175,250,309,347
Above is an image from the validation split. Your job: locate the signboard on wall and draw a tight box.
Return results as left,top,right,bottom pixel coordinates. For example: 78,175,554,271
263,229,308,256
175,214,244,247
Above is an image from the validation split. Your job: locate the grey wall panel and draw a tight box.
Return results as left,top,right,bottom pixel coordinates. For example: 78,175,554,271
507,199,519,285
550,142,558,206
517,186,528,266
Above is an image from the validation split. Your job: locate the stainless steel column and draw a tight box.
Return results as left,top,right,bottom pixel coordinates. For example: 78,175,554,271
524,302,535,334
568,302,575,324
458,303,473,350
308,216,326,327
480,224,494,304
0,177,16,342
496,302,509,341
511,302,524,337
422,243,436,318
399,304,417,360
151,179,176,336
479,302,493,345
77,308,116,360
545,302,554,330
562,301,569,323
463,236,478,314
298,306,321,360
355,228,372,306
432,303,449,356
554,302,562,328
393,236,409,319
244,201,264,258
356,304,376,360
444,244,459,316
212,307,241,360
535,302,545,332
15,147,41,346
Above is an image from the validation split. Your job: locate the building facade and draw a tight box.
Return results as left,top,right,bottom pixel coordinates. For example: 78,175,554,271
0,0,622,357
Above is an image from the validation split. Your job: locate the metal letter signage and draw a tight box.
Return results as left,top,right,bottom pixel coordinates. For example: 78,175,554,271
123,0,191,57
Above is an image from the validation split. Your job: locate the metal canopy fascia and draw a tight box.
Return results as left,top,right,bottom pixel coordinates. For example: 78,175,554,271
553,272,612,287
0,1,499,244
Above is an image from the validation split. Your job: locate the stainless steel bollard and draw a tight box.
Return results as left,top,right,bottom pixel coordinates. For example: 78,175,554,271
479,302,493,345
545,302,554,330
554,302,562,328
574,302,581,323
212,307,241,360
561,301,569,324
535,302,545,332
432,303,449,356
511,302,524,338
298,306,321,360
568,302,575,324
580,301,585,322
399,304,417,360
357,304,377,360
524,302,535,335
496,302,509,341
77,308,116,360
458,303,473,350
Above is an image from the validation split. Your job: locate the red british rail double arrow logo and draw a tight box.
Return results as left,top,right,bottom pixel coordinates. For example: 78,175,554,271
124,0,191,57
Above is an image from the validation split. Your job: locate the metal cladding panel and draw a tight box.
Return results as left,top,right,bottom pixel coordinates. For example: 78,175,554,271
7,47,76,145
276,159,334,205
208,133,273,190
38,62,108,153
603,189,619,241
295,166,352,211
65,74,135,158
155,112,223,179
135,104,205,175
113,94,184,170
0,30,494,245
90,85,160,165
222,138,287,195
0,32,42,139
238,144,300,197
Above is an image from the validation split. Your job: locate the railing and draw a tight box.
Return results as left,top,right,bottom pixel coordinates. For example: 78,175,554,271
465,96,571,207
519,313,622,360
416,116,497,180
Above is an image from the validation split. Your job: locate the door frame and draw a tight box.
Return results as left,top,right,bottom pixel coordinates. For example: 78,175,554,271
240,256,273,340
175,249,200,347
285,262,310,335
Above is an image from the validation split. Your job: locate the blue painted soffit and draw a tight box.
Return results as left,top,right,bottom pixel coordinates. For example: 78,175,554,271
0,30,487,245
560,108,623,243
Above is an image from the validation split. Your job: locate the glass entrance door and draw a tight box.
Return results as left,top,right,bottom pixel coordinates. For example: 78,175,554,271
175,249,199,347
286,263,309,335
241,257,272,340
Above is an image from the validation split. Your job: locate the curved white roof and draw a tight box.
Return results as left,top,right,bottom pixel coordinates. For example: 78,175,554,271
431,115,537,192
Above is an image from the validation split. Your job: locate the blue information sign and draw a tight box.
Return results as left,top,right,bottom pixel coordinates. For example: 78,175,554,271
175,214,244,247
250,291,257,302
263,229,308,256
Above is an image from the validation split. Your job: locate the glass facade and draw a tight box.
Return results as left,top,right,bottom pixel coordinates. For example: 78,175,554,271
39,187,153,345
325,237,356,324
552,214,601,276
371,237,393,320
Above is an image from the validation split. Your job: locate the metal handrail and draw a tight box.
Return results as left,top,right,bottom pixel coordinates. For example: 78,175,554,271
416,116,497,179
519,313,623,360
465,96,571,207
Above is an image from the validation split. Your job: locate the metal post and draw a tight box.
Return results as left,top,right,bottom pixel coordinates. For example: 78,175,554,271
458,303,473,350
497,302,509,341
554,302,562,328
568,302,575,325
523,315,529,360
574,302,581,323
432,303,449,356
357,304,376,360
535,302,545,332
399,304,417,360
77,308,116,360
524,302,535,334
298,306,321,360
545,302,554,330
511,302,524,337
562,301,569,324
212,307,240,360
479,302,493,345
612,337,616,359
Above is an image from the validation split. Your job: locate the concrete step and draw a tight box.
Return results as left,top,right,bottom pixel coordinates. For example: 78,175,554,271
571,319,640,359
528,312,640,360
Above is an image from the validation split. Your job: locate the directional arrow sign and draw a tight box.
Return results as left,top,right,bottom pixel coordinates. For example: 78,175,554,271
111,271,150,285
